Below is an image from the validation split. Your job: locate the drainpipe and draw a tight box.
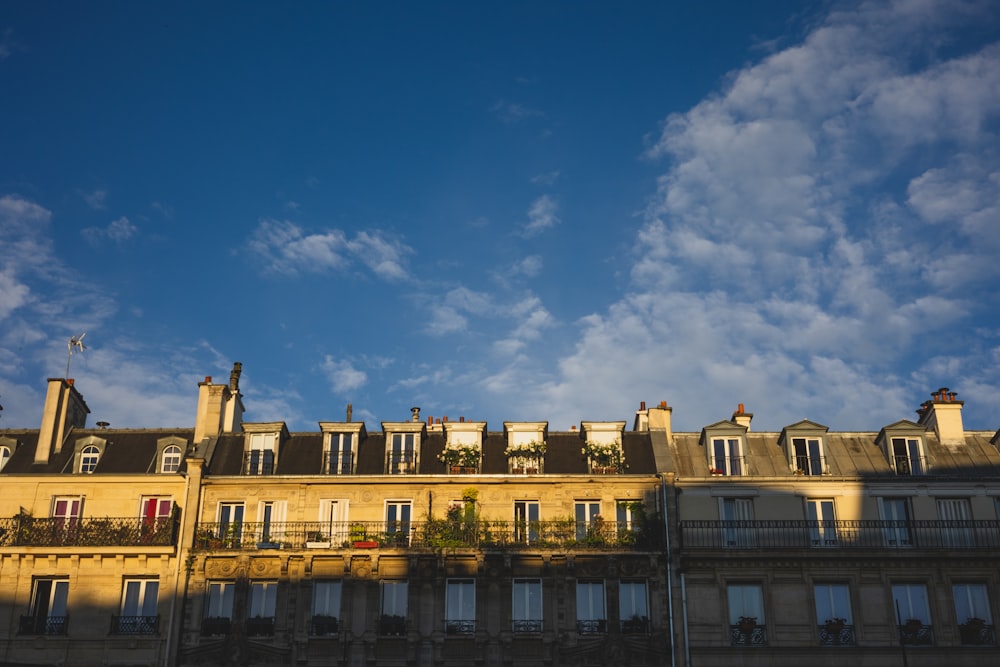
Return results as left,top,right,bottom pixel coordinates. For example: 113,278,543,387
681,573,691,667
163,469,191,667
659,475,676,667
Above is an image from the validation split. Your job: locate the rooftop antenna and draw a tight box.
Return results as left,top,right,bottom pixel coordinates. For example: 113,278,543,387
66,333,86,378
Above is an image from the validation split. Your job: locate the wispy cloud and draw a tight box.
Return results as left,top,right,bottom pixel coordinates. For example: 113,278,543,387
82,216,138,245
246,219,413,281
82,189,107,210
320,355,368,394
521,195,559,237
0,28,18,60
530,170,560,186
491,100,544,124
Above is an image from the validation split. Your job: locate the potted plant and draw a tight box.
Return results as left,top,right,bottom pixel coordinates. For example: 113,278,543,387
505,440,546,473
438,446,481,473
959,617,986,644
824,617,846,635
582,441,624,473
709,467,724,476
738,615,758,634
305,530,330,548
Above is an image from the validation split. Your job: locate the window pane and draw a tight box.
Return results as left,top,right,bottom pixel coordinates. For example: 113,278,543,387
576,582,605,620
727,584,764,624
953,584,992,623
513,579,542,620
446,580,475,621
892,584,930,623
620,582,648,618
313,581,341,617
814,584,852,623
381,581,407,616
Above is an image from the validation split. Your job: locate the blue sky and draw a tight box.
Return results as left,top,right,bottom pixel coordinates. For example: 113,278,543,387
2,1,999,434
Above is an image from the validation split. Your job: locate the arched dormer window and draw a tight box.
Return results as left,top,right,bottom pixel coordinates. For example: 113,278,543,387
80,445,100,473
161,445,182,473
0,445,11,472
71,436,107,474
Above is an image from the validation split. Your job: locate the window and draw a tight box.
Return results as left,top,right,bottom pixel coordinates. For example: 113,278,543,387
712,437,744,476
575,501,602,541
318,499,349,544
387,433,417,474
379,581,408,636
806,499,838,546
160,445,182,473
791,437,824,475
247,582,277,636
257,500,287,544
890,437,925,475
80,444,100,473
514,501,540,543
51,496,83,531
893,583,933,645
141,497,173,541
937,498,973,548
814,583,853,646
616,500,642,535
953,583,994,646
245,433,277,475
512,579,542,633
878,497,912,547
311,581,341,636
728,583,766,646
576,581,606,634
385,501,412,546
21,578,69,635
445,579,476,635
203,582,235,636
620,581,649,634
0,444,11,471
721,498,755,548
218,502,245,547
325,433,354,474
115,579,159,635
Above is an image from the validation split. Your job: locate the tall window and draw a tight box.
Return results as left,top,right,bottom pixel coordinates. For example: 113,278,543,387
116,579,159,635
319,499,349,544
576,581,606,634
80,445,100,473
22,579,69,635
325,433,354,474
380,581,408,636
445,579,476,635
160,445,182,473
712,437,743,476
245,433,276,475
0,445,11,471
247,582,277,636
616,500,642,532
514,501,540,543
218,502,245,546
575,501,601,541
728,583,766,646
257,500,287,543
953,583,994,645
893,583,933,645
388,433,416,474
311,581,341,636
385,501,412,546
620,581,649,634
937,498,973,548
878,497,912,547
512,579,542,633
890,437,925,475
806,499,838,546
791,437,824,475
203,582,235,636
51,496,83,530
721,498,755,548
814,583,853,646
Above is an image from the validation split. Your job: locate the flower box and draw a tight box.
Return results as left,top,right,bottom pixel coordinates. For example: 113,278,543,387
353,540,379,548
306,541,331,549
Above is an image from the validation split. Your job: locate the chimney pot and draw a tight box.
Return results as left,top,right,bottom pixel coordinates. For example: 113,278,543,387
96,421,109,430
205,376,212,383
660,400,667,408
640,401,646,411
411,406,420,422
428,416,433,426
67,379,74,386
346,403,353,422
460,416,465,423
443,416,448,423
737,403,745,414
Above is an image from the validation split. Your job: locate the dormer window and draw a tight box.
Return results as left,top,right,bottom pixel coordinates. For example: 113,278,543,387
700,421,748,476
71,436,107,474
319,422,366,475
441,421,486,474
155,436,187,474
161,446,182,473
243,423,288,476
876,421,928,476
0,444,12,472
581,421,626,474
504,422,547,474
382,421,425,475
778,421,829,476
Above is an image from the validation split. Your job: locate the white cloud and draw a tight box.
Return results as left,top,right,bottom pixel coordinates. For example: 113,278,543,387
522,195,559,237
531,170,560,186
320,355,368,394
82,189,108,210
82,216,138,245
491,100,544,124
0,268,30,320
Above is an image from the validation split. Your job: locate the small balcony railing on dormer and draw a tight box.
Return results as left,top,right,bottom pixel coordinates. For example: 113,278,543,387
243,451,275,476
793,455,826,476
892,454,926,476
386,452,416,475
0,515,178,548
322,451,354,475
680,520,1000,550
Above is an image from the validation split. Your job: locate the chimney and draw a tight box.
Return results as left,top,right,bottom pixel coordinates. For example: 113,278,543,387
646,401,673,442
194,364,245,443
732,403,753,431
411,406,421,423
634,401,649,432
916,387,965,445
346,403,353,422
36,378,90,464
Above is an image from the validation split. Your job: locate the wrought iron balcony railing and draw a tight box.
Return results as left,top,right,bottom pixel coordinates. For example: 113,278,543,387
0,516,178,548
817,622,855,646
576,619,607,635
322,451,355,475
386,452,416,475
246,616,275,637
310,616,339,636
680,520,1000,550
243,451,275,476
19,615,68,635
958,620,996,646
201,616,231,636
731,622,768,646
512,619,543,633
445,619,476,635
193,519,663,551
793,455,826,476
379,614,407,636
111,615,159,635
621,616,650,635
899,622,934,645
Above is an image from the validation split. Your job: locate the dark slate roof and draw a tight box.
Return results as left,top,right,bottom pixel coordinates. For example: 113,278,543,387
0,428,193,474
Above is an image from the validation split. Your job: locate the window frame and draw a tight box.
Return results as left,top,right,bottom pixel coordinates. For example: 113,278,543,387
24,578,69,635
217,502,245,546
790,436,826,475
384,500,413,546
514,500,540,543
445,578,476,635
575,580,607,634
878,497,913,548
244,432,277,475
116,578,159,635
0,444,12,472
311,580,342,635
711,437,744,476
806,498,838,547
160,445,182,473
619,580,649,634
387,432,418,474
203,581,235,636
720,497,755,548
379,580,408,636
892,582,933,645
890,436,926,476
325,432,354,475
512,578,543,633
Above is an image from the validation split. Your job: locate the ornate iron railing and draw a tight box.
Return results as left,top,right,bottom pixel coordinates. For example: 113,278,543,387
246,616,275,637
19,615,68,635
379,614,407,636
680,520,1000,550
322,451,354,475
576,619,607,635
193,519,663,551
310,616,339,636
958,620,996,646
201,616,231,636
899,622,934,645
0,516,178,548
111,615,159,635
445,619,476,635
817,622,855,646
621,617,650,634
512,619,543,633
386,452,416,475
731,623,768,646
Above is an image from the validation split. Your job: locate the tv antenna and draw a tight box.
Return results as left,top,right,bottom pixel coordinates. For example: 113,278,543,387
66,333,86,378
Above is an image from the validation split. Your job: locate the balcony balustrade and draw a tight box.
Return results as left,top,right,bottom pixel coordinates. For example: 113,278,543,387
680,520,1000,550
576,619,607,635
511,619,543,633
0,516,178,548
19,615,68,635
817,622,855,646
322,451,354,475
193,519,663,552
111,615,159,635
898,621,934,645
731,622,768,646
445,619,476,635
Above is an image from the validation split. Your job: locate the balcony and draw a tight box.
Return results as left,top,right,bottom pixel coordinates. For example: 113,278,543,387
731,622,768,646
111,615,160,635
193,519,664,552
322,451,354,475
310,616,339,636
817,621,855,646
899,621,934,645
512,619,543,633
445,619,476,635
201,616,231,636
576,619,607,635
246,616,275,637
243,451,274,476
621,616,650,635
19,615,68,635
379,614,407,637
386,453,416,475
0,516,178,548
680,520,1000,551
958,619,996,646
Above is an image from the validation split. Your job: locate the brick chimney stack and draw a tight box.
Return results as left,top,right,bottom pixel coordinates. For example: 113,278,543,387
194,363,245,443
732,403,753,431
916,387,965,445
35,378,90,465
